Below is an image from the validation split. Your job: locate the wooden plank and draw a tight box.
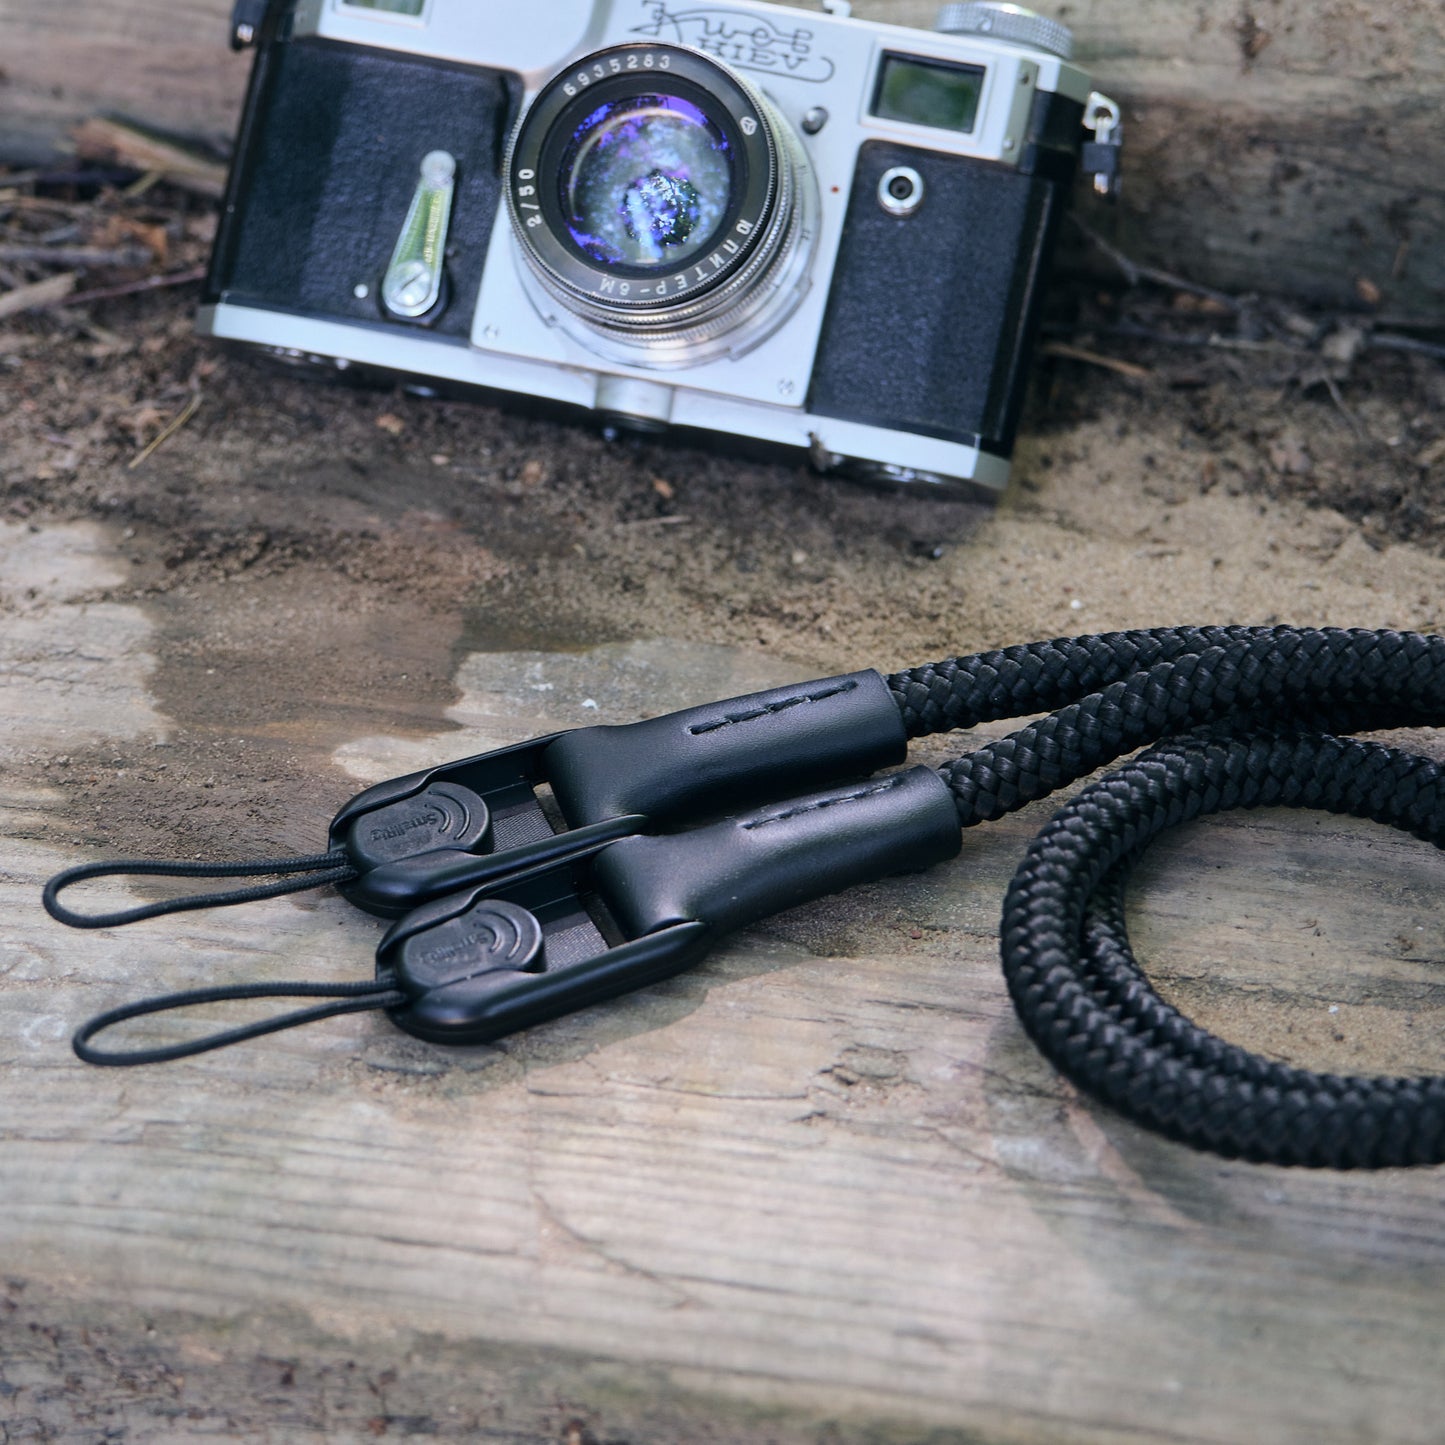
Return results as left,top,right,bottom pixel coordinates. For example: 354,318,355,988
0,1,1441,311
4,496,1445,1441
0,0,245,161
2,24,1445,1432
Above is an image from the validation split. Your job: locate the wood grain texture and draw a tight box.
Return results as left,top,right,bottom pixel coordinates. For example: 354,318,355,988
0,1,1441,310
2,518,1445,1442
0,0,245,160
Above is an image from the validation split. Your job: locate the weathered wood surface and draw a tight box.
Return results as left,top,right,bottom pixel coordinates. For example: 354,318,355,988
3,497,1445,1442
0,0,1441,312
2,4,1445,1434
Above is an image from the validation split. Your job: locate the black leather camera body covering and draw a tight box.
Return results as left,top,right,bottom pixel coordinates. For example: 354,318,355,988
807,93,1082,459
205,6,521,341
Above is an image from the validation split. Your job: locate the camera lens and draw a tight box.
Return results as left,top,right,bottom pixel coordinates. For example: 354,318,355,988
505,43,816,363
559,94,732,270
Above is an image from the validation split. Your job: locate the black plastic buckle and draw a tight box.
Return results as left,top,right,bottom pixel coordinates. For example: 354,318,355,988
328,670,909,917
377,766,962,1045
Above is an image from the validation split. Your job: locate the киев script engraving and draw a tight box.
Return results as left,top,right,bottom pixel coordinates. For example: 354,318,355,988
631,2,836,82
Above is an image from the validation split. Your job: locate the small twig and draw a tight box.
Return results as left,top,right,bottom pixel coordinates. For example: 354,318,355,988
1,167,144,193
50,264,207,310
121,169,165,200
1071,217,1244,312
1070,215,1140,285
1043,320,1309,356
1369,332,1445,361
616,514,691,528
70,117,228,199
1206,335,1306,356
0,271,78,321
128,392,202,470
77,318,127,350
0,243,153,268
1046,318,1445,366
1040,340,1151,380
1370,314,1445,334
1322,374,1364,437
0,194,93,217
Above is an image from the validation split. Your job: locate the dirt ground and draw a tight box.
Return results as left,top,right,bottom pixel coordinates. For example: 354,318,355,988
2,169,1444,857
1,184,1442,867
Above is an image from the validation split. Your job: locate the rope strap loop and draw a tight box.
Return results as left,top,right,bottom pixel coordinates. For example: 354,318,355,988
1002,729,1445,1169
888,627,1445,1169
43,851,357,930
73,975,405,1067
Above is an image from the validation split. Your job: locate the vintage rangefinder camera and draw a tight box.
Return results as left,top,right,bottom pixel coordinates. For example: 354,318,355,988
200,0,1119,495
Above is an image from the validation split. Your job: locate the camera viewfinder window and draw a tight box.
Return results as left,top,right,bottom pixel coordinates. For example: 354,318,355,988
341,0,427,16
871,54,985,135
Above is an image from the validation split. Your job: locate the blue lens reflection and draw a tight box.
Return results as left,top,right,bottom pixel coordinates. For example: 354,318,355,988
560,94,732,268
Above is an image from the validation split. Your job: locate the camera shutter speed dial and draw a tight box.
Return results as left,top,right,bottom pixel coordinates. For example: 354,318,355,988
934,2,1075,60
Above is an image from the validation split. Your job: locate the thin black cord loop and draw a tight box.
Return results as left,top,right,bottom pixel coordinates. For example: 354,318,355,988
73,975,406,1066
889,627,1445,1169
43,851,358,930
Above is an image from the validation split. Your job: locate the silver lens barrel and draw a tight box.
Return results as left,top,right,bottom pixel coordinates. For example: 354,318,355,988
504,43,816,365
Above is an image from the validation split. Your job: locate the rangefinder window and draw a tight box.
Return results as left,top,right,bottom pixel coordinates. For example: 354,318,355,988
871,54,985,135
341,0,427,16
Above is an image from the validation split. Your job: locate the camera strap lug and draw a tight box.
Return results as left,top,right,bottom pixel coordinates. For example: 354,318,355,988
1082,91,1123,198
228,0,268,50
378,766,962,1046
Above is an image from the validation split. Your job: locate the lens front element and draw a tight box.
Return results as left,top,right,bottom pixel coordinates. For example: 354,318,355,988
561,94,732,269
506,43,814,362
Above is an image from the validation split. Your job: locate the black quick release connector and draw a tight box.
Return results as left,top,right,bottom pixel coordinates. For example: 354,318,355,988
377,767,961,1046
44,671,908,929
66,766,960,1067
51,669,939,1065
329,669,910,916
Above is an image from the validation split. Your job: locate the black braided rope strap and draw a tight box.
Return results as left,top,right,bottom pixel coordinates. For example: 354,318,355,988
1004,731,1445,1168
887,627,1445,1168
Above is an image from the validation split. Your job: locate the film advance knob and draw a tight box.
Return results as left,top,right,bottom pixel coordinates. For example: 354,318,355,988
934,2,1075,60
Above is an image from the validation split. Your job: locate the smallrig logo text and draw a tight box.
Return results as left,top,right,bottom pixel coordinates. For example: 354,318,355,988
415,921,504,973
631,3,837,82
369,808,444,844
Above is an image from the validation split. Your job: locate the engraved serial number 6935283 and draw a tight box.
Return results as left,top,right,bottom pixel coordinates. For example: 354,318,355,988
563,48,672,97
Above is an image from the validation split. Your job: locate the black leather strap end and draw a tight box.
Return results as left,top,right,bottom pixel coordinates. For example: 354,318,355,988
593,766,962,939
543,670,907,829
